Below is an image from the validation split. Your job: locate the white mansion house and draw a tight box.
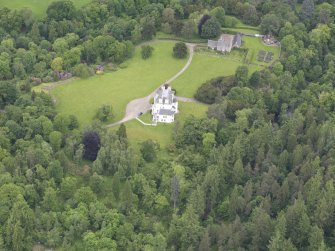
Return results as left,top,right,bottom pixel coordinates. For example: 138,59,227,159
152,85,178,123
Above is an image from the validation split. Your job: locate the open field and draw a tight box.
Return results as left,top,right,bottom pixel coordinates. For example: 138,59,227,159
243,36,280,65
0,0,91,17
171,53,261,97
51,42,187,126
119,102,208,149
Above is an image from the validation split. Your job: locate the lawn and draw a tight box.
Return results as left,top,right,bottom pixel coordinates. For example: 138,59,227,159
118,102,208,150
0,0,91,17
51,42,187,126
242,36,280,65
171,53,261,98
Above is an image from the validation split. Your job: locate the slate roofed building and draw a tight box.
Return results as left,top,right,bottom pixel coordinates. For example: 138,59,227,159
151,85,178,123
208,33,242,52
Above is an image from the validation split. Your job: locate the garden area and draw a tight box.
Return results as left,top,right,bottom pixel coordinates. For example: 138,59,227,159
243,36,280,65
257,50,274,62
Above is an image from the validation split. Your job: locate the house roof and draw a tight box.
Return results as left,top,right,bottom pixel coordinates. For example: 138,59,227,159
155,86,175,105
208,34,242,51
208,40,218,49
159,109,175,116
233,34,242,47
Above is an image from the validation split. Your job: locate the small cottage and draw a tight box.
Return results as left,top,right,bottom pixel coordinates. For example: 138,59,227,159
208,33,242,52
152,85,178,123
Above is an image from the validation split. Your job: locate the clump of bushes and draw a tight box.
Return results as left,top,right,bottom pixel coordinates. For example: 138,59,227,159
141,45,154,59
140,139,160,162
82,131,101,161
73,64,94,78
95,104,113,122
194,76,235,104
173,42,187,59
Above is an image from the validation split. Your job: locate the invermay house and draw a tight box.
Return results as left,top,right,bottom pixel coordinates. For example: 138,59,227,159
151,84,178,123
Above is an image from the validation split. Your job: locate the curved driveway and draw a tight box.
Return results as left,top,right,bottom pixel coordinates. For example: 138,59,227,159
107,43,196,127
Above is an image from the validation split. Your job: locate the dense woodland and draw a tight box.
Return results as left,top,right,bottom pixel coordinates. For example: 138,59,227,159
1,0,335,250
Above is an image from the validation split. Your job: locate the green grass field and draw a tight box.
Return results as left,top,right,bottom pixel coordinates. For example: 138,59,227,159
0,0,91,17
51,42,187,126
243,36,280,65
119,102,208,149
171,53,261,97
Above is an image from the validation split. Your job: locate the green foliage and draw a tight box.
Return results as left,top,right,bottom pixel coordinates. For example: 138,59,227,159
140,139,159,162
95,104,113,122
173,42,187,59
261,14,281,35
210,7,225,26
73,64,94,78
0,82,18,108
201,17,221,39
82,131,101,161
195,76,235,104
141,45,154,59
116,124,127,141
235,65,249,86
93,133,132,176
49,131,62,151
47,0,76,21
47,160,63,184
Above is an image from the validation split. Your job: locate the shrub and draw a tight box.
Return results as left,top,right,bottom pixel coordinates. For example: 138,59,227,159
198,14,211,35
73,64,94,78
195,82,220,104
201,17,221,38
140,139,159,162
82,131,101,161
95,104,113,122
141,45,154,59
173,42,188,59
195,76,235,104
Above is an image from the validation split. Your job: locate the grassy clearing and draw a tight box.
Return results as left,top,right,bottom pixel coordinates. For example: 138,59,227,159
243,36,280,65
118,102,208,150
171,53,261,98
51,42,187,126
0,0,91,17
